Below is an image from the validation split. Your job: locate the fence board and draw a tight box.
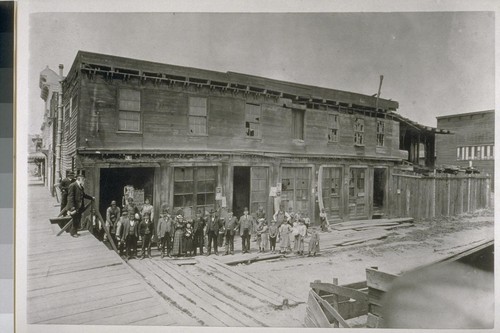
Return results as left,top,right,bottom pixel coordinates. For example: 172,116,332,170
390,174,490,219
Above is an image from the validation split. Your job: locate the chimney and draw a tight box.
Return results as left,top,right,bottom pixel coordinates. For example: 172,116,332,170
58,64,64,78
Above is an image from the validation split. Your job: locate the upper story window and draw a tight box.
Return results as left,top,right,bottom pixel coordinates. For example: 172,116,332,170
327,113,339,142
292,109,305,140
188,97,208,136
118,88,141,132
354,118,364,145
245,103,261,138
376,120,385,147
457,145,494,161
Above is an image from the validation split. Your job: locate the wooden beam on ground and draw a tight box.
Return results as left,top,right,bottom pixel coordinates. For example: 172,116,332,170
366,268,398,292
309,282,368,302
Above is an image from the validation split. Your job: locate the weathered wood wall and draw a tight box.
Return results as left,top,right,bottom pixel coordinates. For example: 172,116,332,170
389,174,491,220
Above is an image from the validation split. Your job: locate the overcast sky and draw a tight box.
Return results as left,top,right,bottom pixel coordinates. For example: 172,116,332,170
28,11,494,134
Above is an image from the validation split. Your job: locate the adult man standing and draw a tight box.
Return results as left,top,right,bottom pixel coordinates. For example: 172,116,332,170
105,200,121,243
205,208,221,256
115,211,129,256
192,210,205,256
139,212,154,259
239,207,254,254
66,174,94,238
223,210,238,255
273,206,290,228
124,197,139,218
157,206,173,258
58,171,75,213
123,213,140,260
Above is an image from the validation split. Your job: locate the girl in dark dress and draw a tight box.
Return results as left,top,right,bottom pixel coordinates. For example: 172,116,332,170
171,215,185,257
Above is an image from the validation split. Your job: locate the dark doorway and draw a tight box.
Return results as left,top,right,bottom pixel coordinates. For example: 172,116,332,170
99,167,155,219
373,168,387,216
233,166,250,219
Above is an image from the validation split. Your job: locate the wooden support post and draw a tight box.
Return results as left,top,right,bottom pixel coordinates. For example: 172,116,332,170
431,173,436,218
447,178,451,216
485,176,490,209
467,177,471,213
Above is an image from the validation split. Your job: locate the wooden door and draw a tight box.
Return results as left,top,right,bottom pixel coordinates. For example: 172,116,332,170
348,168,368,219
250,167,268,214
321,167,343,221
281,167,311,216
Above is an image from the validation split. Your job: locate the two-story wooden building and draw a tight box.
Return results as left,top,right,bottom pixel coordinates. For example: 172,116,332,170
60,51,415,225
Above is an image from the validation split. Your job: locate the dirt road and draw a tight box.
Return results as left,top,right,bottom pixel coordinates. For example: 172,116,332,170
237,210,494,327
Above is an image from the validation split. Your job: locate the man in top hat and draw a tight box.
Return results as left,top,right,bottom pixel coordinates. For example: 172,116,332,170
239,207,254,254
66,174,95,238
205,208,222,256
58,170,75,213
105,200,121,243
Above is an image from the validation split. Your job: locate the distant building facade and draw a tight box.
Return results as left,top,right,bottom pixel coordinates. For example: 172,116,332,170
436,110,495,188
55,51,449,227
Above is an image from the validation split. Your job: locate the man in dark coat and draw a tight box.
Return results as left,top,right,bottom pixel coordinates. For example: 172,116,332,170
66,174,94,238
157,206,173,258
205,208,222,256
123,213,140,260
139,212,154,258
192,210,205,256
223,210,239,255
239,207,254,253
58,171,75,212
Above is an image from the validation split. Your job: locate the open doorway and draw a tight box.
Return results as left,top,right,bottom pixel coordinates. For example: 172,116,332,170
233,166,250,219
99,167,155,219
373,168,387,217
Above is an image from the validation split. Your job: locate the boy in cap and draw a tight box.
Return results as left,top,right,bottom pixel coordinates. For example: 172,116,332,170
268,220,278,254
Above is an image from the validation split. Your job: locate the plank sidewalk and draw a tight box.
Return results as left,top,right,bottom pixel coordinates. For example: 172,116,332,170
27,185,196,326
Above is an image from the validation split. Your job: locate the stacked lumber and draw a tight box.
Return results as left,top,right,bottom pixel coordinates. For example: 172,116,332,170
314,218,414,251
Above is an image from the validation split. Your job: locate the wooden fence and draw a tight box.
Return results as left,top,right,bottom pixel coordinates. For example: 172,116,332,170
389,174,491,220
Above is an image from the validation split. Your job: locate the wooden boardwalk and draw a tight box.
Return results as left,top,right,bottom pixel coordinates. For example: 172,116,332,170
26,185,303,327
27,185,196,326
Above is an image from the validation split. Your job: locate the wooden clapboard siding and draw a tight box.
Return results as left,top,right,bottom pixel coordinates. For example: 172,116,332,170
65,51,404,162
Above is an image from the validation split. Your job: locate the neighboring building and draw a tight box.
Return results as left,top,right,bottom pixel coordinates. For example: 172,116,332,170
28,134,44,178
436,110,495,187
38,65,64,193
58,51,444,225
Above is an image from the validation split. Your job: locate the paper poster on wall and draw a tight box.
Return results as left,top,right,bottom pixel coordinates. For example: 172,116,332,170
216,186,222,200
269,187,277,197
221,196,227,208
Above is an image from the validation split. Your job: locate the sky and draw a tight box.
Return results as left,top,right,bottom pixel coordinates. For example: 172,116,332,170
28,11,495,134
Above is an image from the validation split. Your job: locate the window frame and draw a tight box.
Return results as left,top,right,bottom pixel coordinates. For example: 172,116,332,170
188,96,208,136
353,117,365,146
327,113,339,143
117,88,142,133
376,120,385,147
292,108,305,141
245,103,262,139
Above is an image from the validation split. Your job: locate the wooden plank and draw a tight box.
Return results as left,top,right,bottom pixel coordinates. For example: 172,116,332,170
311,290,350,328
29,289,149,324
369,303,383,317
148,260,266,327
130,313,178,326
307,291,331,328
133,259,228,326
197,260,285,307
342,280,367,290
90,301,170,325
309,282,368,302
366,268,397,292
206,257,301,304
338,299,369,320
